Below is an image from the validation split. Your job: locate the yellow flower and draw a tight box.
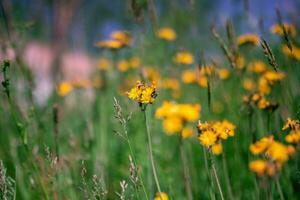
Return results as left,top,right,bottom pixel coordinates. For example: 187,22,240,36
258,77,271,95
197,76,208,88
161,78,180,91
198,130,217,147
154,192,169,200
157,27,176,41
212,143,223,155
257,98,271,109
182,70,197,84
97,58,112,70
163,117,183,134
250,136,273,155
117,60,130,72
181,127,194,138
174,51,194,65
248,61,267,74
262,71,285,84
111,31,132,46
243,78,256,91
144,67,160,83
282,44,300,60
179,104,201,122
249,160,267,176
271,23,296,37
237,34,260,46
96,39,123,49
285,131,300,143
57,81,73,96
217,69,230,80
266,142,289,163
127,81,157,104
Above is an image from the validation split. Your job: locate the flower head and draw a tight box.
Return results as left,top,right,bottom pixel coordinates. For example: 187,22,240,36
237,34,260,46
271,23,296,36
174,51,194,65
154,192,169,200
57,81,73,96
127,81,157,105
157,27,176,41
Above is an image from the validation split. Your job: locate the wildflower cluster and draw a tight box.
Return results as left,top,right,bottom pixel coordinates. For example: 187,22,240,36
197,120,236,155
249,136,295,177
155,101,201,138
126,81,157,106
97,30,132,49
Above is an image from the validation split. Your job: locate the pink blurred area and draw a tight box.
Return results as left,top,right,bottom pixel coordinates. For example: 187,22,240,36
23,41,94,104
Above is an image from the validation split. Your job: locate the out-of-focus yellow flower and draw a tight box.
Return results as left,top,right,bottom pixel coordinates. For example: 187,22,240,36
250,136,273,155
129,57,140,69
237,34,260,46
199,65,213,76
96,39,123,49
154,192,169,200
111,31,132,46
217,69,230,80
163,117,183,134
212,143,223,155
243,78,256,91
249,160,267,176
285,131,300,143
266,142,289,163
157,27,176,41
197,119,235,149
174,51,194,65
199,130,217,147
263,71,285,84
57,81,73,96
97,57,112,70
156,101,201,136
282,117,299,131
271,23,296,37
127,81,157,104
182,70,197,84
248,61,267,74
197,76,208,88
258,77,271,95
181,127,194,138
282,44,300,60
257,98,271,109
117,60,130,72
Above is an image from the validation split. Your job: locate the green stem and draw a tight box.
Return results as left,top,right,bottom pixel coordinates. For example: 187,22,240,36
143,109,162,194
276,177,284,200
179,136,193,200
210,152,224,200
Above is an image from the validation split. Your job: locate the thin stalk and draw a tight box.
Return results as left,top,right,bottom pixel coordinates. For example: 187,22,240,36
203,147,215,199
143,110,162,194
210,152,224,200
179,136,193,200
222,151,234,200
275,177,284,200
